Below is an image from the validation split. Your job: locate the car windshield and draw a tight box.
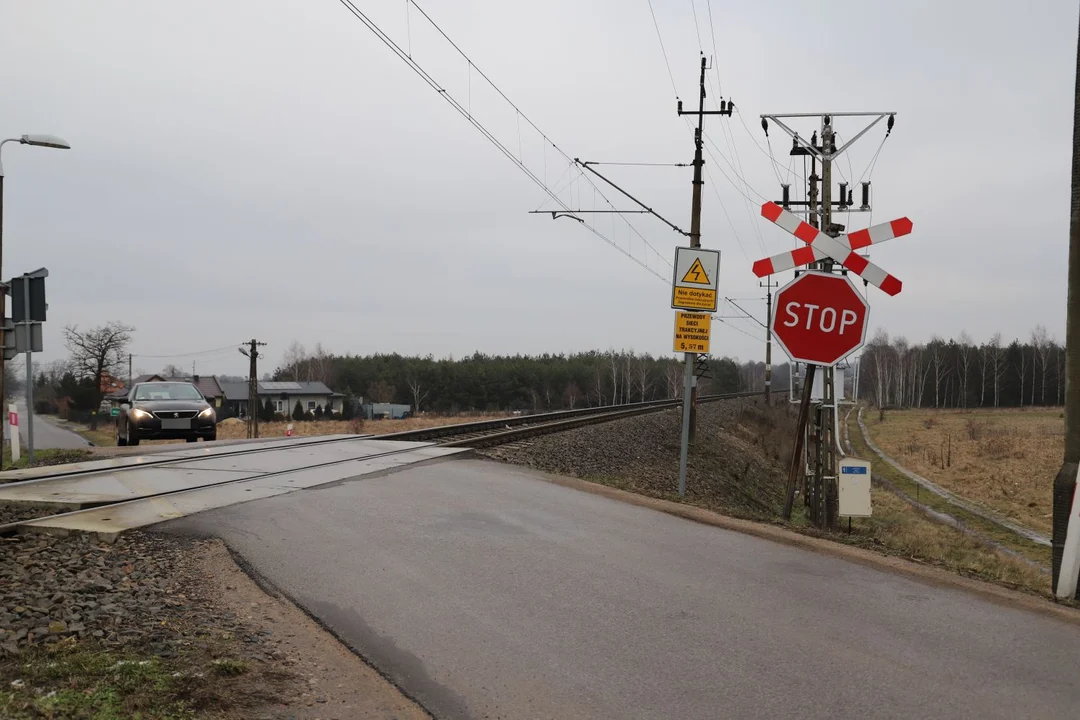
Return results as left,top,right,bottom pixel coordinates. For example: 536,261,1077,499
133,383,203,402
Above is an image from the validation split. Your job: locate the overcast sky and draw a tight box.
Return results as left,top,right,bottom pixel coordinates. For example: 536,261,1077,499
0,0,1075,378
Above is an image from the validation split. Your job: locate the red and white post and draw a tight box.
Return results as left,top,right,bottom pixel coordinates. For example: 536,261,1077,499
8,403,19,463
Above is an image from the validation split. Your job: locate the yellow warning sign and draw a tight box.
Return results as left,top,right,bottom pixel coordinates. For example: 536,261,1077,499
673,311,711,353
681,258,711,285
672,286,717,310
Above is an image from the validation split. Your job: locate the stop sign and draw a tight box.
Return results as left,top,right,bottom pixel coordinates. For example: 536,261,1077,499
772,271,869,366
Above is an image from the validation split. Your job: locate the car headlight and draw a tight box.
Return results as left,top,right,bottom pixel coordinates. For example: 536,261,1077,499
198,407,215,419
131,408,152,420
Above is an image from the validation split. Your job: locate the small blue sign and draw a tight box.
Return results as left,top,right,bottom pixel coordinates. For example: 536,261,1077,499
841,466,868,474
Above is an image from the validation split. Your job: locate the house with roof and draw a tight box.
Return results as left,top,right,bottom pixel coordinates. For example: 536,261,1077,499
106,374,225,407
219,380,345,418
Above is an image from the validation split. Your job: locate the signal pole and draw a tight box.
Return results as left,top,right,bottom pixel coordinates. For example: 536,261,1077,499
239,339,267,439
762,111,894,529
677,55,731,444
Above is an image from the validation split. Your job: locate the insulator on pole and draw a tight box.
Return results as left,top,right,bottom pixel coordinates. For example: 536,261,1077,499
860,182,871,210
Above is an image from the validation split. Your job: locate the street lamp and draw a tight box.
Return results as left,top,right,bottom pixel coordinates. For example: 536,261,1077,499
0,133,71,469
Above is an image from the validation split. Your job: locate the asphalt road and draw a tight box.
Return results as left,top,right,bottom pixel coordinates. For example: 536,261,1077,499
164,459,1080,720
12,402,91,450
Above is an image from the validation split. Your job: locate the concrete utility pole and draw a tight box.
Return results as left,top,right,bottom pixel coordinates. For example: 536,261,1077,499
239,339,267,439
761,279,778,404
1053,11,1080,601
677,55,731,444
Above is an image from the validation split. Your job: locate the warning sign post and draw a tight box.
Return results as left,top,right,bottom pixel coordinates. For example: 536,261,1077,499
671,247,720,312
673,312,711,353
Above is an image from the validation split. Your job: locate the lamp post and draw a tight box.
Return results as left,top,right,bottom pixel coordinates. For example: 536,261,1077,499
0,134,71,469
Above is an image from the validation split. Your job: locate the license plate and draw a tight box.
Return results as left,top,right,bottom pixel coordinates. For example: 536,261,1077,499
161,419,191,430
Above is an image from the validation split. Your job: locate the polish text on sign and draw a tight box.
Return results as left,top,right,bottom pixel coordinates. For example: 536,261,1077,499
673,312,711,353
671,247,720,312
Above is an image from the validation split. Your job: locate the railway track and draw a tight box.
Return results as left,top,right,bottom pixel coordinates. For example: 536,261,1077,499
0,390,769,537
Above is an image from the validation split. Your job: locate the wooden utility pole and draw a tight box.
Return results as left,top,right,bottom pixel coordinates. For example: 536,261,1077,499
1053,10,1080,600
239,339,267,439
677,55,731,442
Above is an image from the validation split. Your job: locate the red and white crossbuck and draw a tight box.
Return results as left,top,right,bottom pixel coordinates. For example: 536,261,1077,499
752,202,913,296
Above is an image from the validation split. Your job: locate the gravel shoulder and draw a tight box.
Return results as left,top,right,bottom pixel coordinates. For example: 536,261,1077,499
0,531,427,718
483,397,796,520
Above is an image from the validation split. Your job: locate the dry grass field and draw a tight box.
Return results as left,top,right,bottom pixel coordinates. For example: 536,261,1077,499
862,407,1062,535
844,410,1049,593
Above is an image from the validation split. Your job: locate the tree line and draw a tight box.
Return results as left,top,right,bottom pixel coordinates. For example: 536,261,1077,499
858,326,1062,409
274,342,743,413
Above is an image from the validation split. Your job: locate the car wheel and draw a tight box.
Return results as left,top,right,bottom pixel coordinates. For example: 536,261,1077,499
207,433,216,442
127,422,140,447
116,422,127,447
186,437,197,443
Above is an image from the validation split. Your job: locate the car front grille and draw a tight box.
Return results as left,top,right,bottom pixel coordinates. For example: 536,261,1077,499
152,411,198,419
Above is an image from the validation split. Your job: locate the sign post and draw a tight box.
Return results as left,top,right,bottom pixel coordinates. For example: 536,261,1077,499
8,404,19,463
671,247,720,497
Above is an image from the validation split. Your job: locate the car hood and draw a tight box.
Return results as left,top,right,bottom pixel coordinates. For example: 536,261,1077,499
132,400,211,412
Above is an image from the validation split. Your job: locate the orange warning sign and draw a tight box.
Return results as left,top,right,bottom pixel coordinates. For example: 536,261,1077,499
673,311,711,353
681,258,711,285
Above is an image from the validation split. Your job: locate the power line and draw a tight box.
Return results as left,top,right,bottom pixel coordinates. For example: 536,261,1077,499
402,0,673,272
705,0,723,97
689,0,705,52
132,343,243,359
335,0,670,280
646,0,680,99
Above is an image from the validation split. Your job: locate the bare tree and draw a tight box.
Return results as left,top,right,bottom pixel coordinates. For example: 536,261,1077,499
984,333,1005,407
979,340,991,407
593,363,606,407
406,377,428,413
159,363,184,378
929,336,946,408
665,364,681,399
309,343,335,386
564,381,580,409
1033,325,1053,405
636,354,653,402
281,341,308,381
1017,343,1028,407
609,352,620,406
866,330,889,408
892,336,909,407
63,322,135,429
956,331,973,408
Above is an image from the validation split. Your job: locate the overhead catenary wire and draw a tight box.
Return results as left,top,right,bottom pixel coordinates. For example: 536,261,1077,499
336,0,671,280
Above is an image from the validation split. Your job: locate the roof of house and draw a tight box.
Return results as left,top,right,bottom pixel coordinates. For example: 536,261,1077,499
220,381,249,402
257,381,336,396
218,380,340,402
111,374,224,400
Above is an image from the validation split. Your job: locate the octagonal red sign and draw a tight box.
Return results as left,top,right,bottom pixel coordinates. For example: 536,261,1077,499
772,271,869,367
